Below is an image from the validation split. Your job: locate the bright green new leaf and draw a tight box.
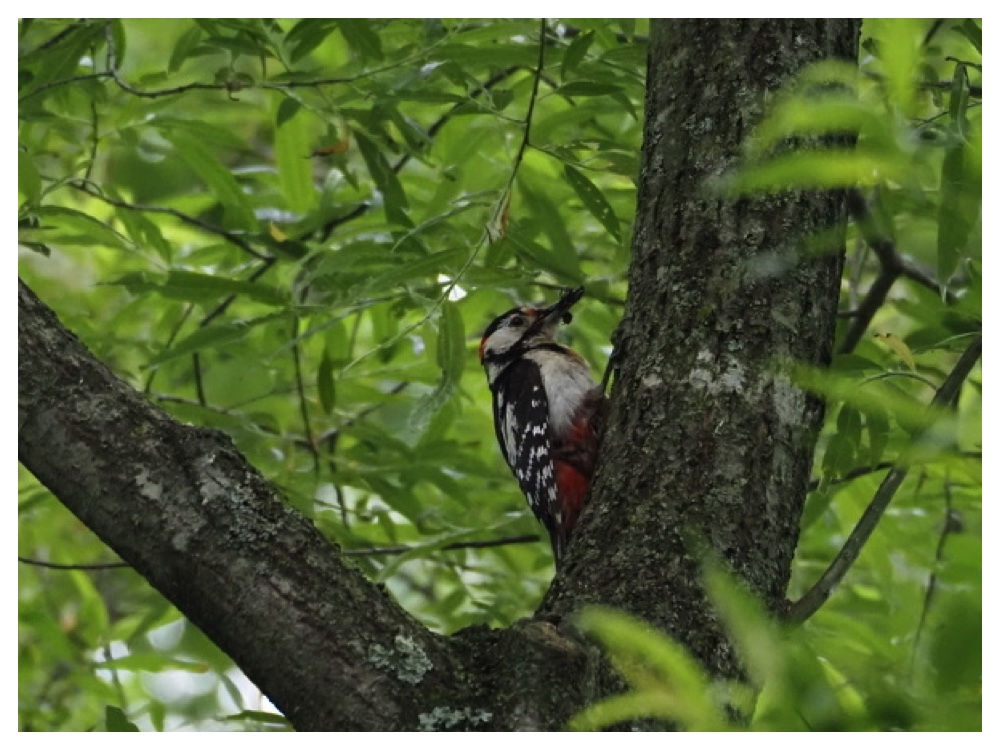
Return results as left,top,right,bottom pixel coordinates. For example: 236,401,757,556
409,300,466,434
274,96,317,213
573,607,726,730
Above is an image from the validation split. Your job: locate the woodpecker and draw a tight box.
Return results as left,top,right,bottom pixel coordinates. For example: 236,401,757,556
478,287,606,567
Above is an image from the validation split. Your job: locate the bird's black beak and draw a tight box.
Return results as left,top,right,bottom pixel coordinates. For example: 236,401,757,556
539,286,584,326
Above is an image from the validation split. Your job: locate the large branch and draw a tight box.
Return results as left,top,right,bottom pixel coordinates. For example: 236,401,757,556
18,279,595,730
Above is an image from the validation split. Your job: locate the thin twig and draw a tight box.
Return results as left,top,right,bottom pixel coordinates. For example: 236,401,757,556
343,534,541,557
510,20,548,184
70,181,272,262
17,72,112,102
18,556,131,571
83,99,100,182
290,316,320,474
335,23,549,376
806,450,981,493
910,473,960,674
838,190,902,354
20,19,87,56
200,258,278,329
192,352,207,406
787,334,982,623
18,534,541,568
143,304,195,394
839,189,957,354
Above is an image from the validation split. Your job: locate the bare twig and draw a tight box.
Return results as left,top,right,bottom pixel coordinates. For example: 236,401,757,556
838,190,903,354
343,534,541,557
192,352,207,406
19,533,541,568
787,334,981,623
839,189,957,354
290,316,320,474
18,72,113,103
911,474,961,673
70,181,272,262
18,556,130,571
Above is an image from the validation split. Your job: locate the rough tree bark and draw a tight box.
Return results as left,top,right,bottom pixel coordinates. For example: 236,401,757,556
18,19,860,730
542,19,861,677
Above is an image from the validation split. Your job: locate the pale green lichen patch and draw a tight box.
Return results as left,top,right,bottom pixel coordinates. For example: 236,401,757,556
367,634,432,685
418,706,492,731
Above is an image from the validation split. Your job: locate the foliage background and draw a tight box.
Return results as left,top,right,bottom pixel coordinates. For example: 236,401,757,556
18,19,980,731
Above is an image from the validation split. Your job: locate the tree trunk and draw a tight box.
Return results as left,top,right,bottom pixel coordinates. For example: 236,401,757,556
542,19,861,681
18,18,861,730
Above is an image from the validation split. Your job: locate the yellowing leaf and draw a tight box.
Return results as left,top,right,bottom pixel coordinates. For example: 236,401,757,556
874,332,916,370
269,223,289,243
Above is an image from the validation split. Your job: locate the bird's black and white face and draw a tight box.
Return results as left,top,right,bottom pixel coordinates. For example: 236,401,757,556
478,288,584,386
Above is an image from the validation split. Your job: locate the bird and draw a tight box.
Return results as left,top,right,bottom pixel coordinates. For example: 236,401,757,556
478,287,607,566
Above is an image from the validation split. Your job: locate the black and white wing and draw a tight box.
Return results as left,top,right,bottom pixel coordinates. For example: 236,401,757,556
490,358,557,534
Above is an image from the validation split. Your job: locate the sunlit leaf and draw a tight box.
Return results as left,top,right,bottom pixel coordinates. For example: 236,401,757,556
274,95,317,212
572,607,726,730
410,300,466,434
873,332,916,371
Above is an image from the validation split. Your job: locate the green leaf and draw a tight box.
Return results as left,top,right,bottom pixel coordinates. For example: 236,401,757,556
747,96,890,159
866,410,890,466
354,130,411,228
726,149,906,193
168,25,203,72
572,607,726,731
107,270,287,306
338,19,383,61
507,233,583,285
18,149,40,205
564,164,620,241
869,18,924,116
365,248,465,294
274,97,316,212
98,654,211,673
287,19,338,63
317,348,336,415
561,31,595,81
703,563,784,688
105,706,140,732
558,81,624,97
157,128,258,230
953,19,982,54
114,207,172,261
822,433,856,477
30,206,131,251
276,96,301,128
410,300,466,433
837,404,863,447
435,299,466,378
147,313,287,366
219,710,292,728
937,64,978,286
927,592,981,693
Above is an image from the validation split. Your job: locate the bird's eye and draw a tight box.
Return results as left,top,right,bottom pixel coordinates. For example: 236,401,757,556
509,314,527,327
